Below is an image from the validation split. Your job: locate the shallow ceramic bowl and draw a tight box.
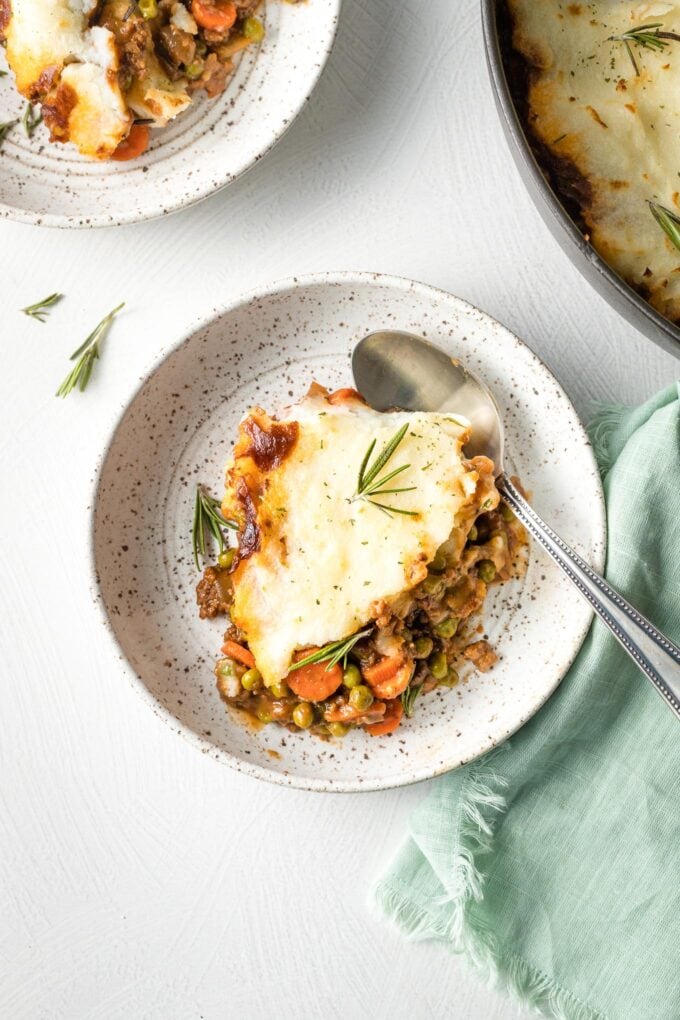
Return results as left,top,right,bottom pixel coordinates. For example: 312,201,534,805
0,0,339,228
92,272,606,792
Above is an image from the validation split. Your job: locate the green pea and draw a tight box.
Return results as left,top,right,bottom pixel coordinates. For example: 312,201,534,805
428,651,448,680
343,663,362,689
440,669,460,687
256,705,273,724
467,524,478,542
501,502,515,522
349,685,374,712
195,38,207,57
478,560,497,583
243,16,265,42
435,616,459,639
429,548,447,573
328,722,349,737
138,0,157,18
292,702,314,729
421,572,444,595
269,680,289,698
413,635,433,659
240,667,261,691
218,548,235,569
185,60,205,80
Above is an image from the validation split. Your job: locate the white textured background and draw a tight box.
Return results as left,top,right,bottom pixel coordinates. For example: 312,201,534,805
1,1,677,1018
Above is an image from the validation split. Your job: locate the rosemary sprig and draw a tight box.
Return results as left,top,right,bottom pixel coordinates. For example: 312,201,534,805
192,484,237,570
56,302,124,398
648,200,680,251
0,119,17,150
352,423,417,517
608,22,680,76
0,70,7,77
288,628,373,674
22,102,42,138
401,682,423,718
22,292,63,322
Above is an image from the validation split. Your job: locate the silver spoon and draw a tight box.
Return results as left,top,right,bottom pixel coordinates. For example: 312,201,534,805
353,330,680,719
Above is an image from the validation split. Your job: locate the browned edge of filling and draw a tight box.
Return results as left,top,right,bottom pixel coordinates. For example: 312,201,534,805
497,1,594,234
241,415,299,472
42,82,78,141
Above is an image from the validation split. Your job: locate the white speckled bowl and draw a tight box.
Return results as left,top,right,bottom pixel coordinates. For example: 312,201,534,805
91,272,606,792
0,0,339,228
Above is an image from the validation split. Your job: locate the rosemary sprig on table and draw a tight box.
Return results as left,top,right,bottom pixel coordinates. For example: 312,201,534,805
22,292,63,322
192,484,237,570
648,200,680,251
608,22,680,76
0,119,17,150
401,682,423,718
56,302,124,398
22,102,42,138
288,629,373,674
352,423,417,517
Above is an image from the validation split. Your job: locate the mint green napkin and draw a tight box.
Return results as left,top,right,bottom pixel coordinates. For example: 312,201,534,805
374,383,680,1020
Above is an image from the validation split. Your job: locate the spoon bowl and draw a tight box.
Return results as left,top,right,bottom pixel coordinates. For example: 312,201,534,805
352,331,505,466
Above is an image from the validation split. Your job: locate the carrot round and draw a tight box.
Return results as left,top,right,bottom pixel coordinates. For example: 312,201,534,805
287,654,343,702
191,0,237,30
364,699,403,736
221,640,255,669
111,123,150,162
363,655,412,699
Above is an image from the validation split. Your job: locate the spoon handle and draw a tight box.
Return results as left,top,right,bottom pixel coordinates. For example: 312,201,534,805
497,474,680,719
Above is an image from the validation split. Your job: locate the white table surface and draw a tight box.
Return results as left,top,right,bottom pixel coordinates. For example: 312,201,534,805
1,1,677,1017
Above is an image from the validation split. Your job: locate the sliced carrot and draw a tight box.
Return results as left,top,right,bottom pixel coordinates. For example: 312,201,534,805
111,123,150,162
365,699,403,736
191,0,237,31
221,640,255,669
363,655,413,699
287,653,343,702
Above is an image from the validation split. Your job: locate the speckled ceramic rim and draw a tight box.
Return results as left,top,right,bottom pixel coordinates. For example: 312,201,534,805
0,1,341,229
88,270,607,793
481,0,680,359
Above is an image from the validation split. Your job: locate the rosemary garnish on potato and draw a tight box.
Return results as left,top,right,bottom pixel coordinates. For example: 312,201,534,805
289,629,373,674
56,302,124,397
192,485,237,570
648,200,680,252
22,292,63,322
352,423,417,517
608,22,680,76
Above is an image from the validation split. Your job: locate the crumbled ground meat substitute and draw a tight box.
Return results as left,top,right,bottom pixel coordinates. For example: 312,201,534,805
462,640,498,673
159,24,196,68
101,0,264,103
196,566,232,620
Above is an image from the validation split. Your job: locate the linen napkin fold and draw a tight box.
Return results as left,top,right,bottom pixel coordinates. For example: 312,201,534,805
373,383,680,1020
